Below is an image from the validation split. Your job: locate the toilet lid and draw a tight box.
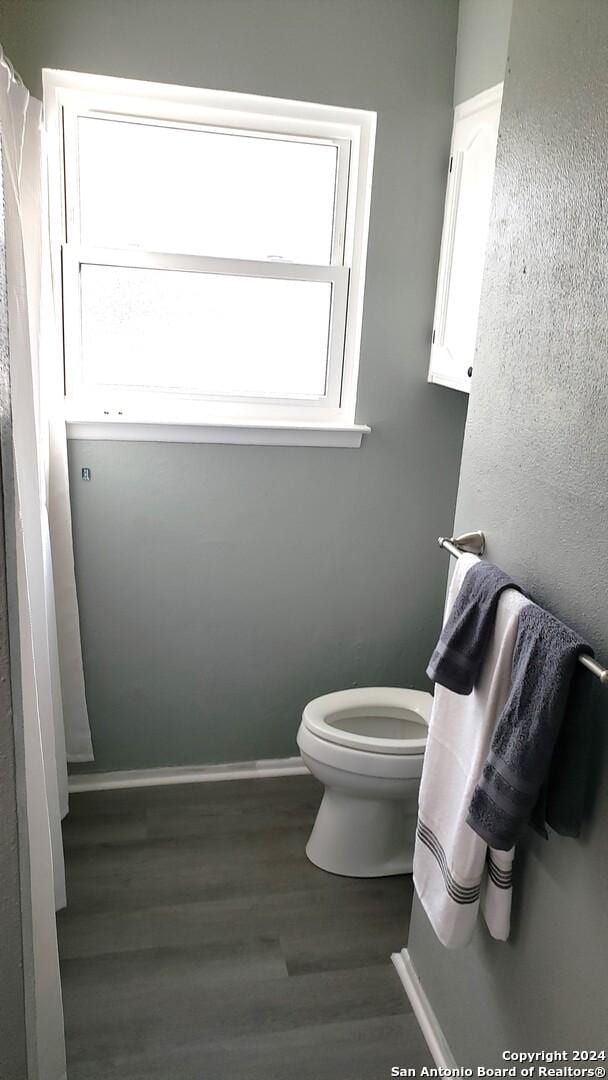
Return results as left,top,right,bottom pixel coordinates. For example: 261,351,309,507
302,687,431,755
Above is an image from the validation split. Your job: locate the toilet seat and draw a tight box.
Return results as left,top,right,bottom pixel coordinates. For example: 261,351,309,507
302,686,431,756
298,721,424,780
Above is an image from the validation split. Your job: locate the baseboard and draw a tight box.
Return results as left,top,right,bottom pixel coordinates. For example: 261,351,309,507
391,948,457,1068
69,756,309,792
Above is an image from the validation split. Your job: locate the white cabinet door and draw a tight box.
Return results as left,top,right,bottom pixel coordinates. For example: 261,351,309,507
428,83,503,393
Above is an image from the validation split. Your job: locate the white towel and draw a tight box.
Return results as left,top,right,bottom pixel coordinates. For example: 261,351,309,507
414,554,531,948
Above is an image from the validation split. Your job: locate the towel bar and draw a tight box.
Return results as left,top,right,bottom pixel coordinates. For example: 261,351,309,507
438,532,608,687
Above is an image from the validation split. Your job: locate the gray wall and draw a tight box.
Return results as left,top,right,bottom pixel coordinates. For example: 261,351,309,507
2,0,468,772
408,0,608,1062
454,0,512,105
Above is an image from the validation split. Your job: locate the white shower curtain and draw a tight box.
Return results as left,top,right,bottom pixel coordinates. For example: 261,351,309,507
1,41,94,877
39,111,94,767
1,52,68,1080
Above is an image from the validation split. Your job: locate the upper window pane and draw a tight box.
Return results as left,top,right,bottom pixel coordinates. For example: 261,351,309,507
76,117,338,264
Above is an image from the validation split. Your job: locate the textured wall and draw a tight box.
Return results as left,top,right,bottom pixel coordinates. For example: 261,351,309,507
408,0,608,1062
2,0,467,771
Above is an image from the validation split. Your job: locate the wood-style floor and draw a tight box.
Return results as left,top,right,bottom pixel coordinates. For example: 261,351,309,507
58,774,431,1079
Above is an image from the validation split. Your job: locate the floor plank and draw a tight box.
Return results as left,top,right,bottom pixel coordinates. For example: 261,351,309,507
59,774,430,1078
64,1012,431,1080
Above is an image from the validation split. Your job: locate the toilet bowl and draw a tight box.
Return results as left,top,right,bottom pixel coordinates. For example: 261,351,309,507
297,687,432,878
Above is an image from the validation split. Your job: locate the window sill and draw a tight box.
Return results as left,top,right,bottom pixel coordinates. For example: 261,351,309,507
66,417,371,448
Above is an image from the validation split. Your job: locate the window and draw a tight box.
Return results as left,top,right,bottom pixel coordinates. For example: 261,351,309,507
44,71,376,445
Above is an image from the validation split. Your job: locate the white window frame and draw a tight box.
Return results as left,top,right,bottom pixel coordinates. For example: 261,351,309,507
43,70,376,446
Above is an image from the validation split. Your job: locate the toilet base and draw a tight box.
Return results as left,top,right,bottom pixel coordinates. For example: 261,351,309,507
305,788,416,878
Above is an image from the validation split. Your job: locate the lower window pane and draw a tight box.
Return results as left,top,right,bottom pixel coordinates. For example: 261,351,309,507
79,264,332,400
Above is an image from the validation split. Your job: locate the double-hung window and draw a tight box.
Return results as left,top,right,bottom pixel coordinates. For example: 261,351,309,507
44,71,376,445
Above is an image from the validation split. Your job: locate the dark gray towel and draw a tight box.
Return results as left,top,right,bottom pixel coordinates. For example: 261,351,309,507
467,604,592,851
426,561,522,695
532,673,595,839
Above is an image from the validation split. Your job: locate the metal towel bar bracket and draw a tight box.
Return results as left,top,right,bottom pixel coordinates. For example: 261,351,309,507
438,531,608,687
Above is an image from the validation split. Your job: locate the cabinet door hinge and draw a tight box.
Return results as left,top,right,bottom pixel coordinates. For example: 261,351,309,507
432,328,436,345
449,156,453,173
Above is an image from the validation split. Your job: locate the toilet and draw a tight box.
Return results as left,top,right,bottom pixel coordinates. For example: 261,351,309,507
297,687,432,878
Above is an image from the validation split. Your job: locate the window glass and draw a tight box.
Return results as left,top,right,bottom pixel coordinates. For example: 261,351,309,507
79,264,333,399
77,117,338,264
